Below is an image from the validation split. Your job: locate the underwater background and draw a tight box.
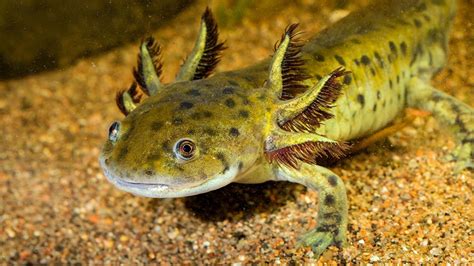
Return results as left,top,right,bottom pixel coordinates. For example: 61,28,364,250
0,0,472,263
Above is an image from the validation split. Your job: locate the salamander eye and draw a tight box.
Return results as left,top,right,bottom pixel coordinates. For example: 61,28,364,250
174,138,197,161
108,121,120,143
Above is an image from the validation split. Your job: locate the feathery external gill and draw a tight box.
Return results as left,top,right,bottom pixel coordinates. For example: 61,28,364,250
266,140,349,169
275,24,311,100
116,82,142,116
280,68,349,132
133,37,163,96
191,8,226,80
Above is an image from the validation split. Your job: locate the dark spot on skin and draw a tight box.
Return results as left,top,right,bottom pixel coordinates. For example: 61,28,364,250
187,129,195,134
357,94,365,106
180,102,194,110
396,18,410,26
223,87,234,94
450,100,461,114
314,53,325,62
327,175,338,186
334,55,346,66
389,79,393,89
351,39,362,44
239,110,249,118
242,98,251,105
229,127,240,137
423,14,431,22
316,226,330,233
361,55,370,65
225,98,236,108
428,28,443,44
203,111,212,118
343,75,352,85
396,75,400,84
324,194,335,206
429,51,433,66
144,169,154,176
238,161,244,170
323,212,342,223
204,128,217,136
416,2,427,12
216,152,226,162
151,121,163,131
216,152,229,172
161,141,170,151
117,146,129,161
377,91,381,99
389,41,397,56
400,42,407,56
315,74,323,80
414,19,422,28
373,104,377,112
353,59,360,66
410,43,423,66
370,68,376,76
432,93,443,102
186,89,201,96
374,52,383,68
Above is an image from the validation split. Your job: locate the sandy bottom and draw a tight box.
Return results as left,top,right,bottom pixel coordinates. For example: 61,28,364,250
0,0,472,264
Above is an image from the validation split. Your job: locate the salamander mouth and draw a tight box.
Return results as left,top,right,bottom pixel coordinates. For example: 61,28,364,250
99,158,172,197
115,179,169,191
98,156,239,198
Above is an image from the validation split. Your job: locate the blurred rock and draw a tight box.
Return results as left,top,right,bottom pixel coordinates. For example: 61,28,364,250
0,0,193,79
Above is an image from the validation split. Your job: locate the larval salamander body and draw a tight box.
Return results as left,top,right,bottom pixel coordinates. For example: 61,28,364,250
99,0,473,258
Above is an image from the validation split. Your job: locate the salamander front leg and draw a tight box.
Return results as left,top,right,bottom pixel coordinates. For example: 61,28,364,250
274,163,348,258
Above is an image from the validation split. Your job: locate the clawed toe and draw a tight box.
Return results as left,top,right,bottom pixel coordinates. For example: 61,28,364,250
297,228,346,258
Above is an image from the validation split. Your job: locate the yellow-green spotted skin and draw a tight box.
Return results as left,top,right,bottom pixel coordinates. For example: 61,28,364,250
100,0,473,258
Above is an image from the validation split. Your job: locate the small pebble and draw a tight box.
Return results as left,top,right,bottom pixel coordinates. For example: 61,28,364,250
430,247,442,256
370,255,380,262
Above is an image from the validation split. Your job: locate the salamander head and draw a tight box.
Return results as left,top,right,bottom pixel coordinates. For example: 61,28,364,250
98,10,292,198
99,81,259,198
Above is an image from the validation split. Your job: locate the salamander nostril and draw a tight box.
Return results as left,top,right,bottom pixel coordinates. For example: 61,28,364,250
145,169,154,176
